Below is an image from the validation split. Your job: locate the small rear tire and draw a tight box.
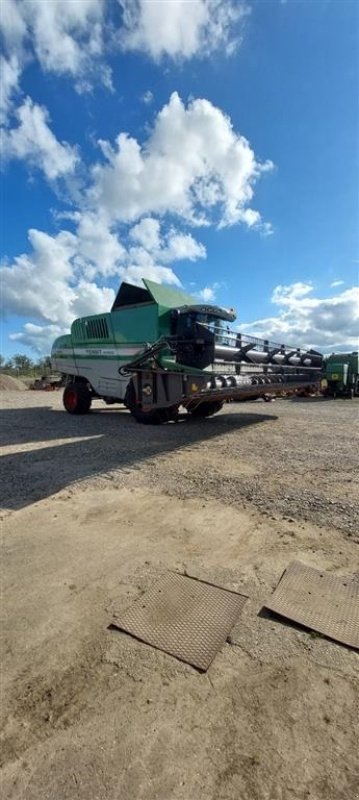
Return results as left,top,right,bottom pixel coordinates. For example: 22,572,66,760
63,383,92,415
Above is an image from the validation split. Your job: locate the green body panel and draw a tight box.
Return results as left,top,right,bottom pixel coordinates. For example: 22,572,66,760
51,280,201,396
326,363,347,380
52,334,73,353
158,356,208,375
142,279,196,308
71,312,114,344
324,352,359,393
111,303,159,344
143,280,198,340
325,352,359,372
53,283,197,356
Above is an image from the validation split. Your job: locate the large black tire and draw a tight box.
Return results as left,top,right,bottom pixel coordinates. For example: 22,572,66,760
124,379,177,424
63,383,92,415
187,401,223,418
133,407,176,425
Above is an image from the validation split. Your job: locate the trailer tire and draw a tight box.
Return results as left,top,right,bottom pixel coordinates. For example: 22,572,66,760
63,384,92,415
188,401,223,418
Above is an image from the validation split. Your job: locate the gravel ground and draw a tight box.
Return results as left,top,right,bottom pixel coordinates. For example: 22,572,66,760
1,391,358,800
1,392,358,538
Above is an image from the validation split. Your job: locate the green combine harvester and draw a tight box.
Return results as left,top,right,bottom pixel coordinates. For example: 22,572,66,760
51,279,323,423
324,352,359,398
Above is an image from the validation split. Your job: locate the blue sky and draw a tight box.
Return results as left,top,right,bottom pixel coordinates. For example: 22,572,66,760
1,0,358,356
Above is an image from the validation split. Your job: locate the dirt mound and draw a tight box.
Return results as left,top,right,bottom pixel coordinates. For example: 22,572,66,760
0,374,27,391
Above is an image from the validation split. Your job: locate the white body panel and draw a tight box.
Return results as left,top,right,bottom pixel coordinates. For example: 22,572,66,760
52,344,143,400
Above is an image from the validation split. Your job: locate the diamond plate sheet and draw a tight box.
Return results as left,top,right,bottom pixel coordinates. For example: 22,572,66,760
112,572,247,670
264,561,359,650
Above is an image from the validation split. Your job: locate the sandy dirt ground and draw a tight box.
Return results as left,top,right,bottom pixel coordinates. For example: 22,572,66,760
1,392,358,800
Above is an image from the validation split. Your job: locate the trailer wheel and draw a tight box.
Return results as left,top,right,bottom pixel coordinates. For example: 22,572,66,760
63,383,92,415
188,401,223,418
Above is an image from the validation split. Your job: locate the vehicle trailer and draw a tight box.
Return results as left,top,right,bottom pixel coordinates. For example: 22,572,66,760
324,352,359,398
51,279,323,423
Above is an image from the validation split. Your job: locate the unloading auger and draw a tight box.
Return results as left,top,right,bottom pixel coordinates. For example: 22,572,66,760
51,278,323,423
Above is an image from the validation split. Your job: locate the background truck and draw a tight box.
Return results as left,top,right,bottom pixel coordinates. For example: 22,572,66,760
324,352,359,398
51,279,323,423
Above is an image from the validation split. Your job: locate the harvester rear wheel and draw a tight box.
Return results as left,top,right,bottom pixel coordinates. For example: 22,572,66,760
187,401,223,418
63,383,92,415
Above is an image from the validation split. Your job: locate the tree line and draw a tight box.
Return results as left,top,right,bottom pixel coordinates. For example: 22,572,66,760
0,354,52,376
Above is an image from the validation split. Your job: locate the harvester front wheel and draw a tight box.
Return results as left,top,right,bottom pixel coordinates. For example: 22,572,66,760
187,401,223,418
63,383,92,415
125,379,177,424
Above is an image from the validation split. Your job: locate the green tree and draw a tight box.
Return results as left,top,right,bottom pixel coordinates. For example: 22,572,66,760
36,356,52,374
12,354,34,374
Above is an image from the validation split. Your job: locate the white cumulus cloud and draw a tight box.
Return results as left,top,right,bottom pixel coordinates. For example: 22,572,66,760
119,0,248,60
1,228,115,333
9,323,67,353
26,0,105,80
1,97,79,180
2,91,273,353
160,230,206,262
271,282,314,305
1,215,202,351
0,0,110,103
0,0,247,122
197,281,221,302
129,217,161,251
89,92,272,229
0,54,22,123
120,262,181,288
73,213,127,279
242,282,359,352
141,90,154,105
128,217,206,264
198,286,216,302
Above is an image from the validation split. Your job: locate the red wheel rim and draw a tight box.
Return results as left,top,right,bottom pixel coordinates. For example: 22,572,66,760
66,389,77,411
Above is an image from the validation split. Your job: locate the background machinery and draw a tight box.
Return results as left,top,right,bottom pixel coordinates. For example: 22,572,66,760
51,279,323,423
323,352,359,398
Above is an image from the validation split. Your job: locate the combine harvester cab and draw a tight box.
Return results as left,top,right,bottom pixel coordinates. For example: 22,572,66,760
51,279,323,423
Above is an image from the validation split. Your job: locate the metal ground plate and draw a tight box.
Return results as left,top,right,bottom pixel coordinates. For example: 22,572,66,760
264,560,359,650
112,572,248,670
